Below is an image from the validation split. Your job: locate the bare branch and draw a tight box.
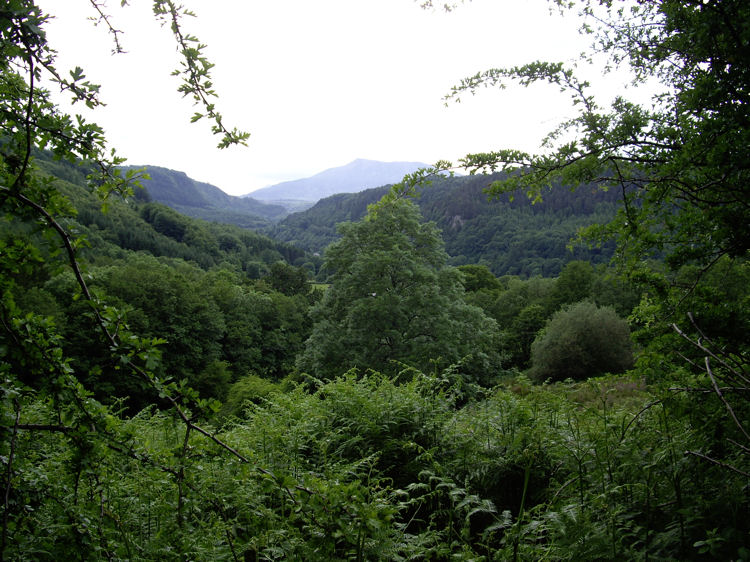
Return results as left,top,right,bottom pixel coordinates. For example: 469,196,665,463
704,357,750,443
672,321,750,386
686,451,750,478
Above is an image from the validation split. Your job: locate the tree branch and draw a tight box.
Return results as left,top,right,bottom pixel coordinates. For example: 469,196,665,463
685,451,750,478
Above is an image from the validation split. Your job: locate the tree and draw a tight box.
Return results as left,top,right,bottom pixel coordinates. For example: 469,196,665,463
456,263,503,292
265,260,309,296
94,256,226,396
529,301,634,382
547,260,594,312
405,0,750,481
0,5,254,557
440,1,750,274
507,303,547,368
297,198,503,383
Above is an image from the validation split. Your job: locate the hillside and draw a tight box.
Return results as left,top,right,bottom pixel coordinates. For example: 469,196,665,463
267,173,620,277
41,154,614,279
35,154,307,273
130,165,289,228
245,159,427,207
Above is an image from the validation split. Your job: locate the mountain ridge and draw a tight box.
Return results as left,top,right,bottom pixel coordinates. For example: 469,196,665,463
128,165,288,228
245,159,428,204
129,160,430,226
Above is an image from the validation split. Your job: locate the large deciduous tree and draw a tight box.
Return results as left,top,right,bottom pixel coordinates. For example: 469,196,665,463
298,198,503,383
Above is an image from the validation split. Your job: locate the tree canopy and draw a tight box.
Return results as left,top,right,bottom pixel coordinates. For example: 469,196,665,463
529,301,634,382
440,1,750,273
298,198,503,382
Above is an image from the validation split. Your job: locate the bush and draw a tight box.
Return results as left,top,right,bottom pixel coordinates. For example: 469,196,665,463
529,301,633,382
220,374,280,418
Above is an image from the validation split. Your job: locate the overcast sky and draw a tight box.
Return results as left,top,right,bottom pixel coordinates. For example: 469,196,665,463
38,1,628,196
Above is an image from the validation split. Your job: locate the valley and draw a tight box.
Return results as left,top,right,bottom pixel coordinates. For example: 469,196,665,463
3,2,749,560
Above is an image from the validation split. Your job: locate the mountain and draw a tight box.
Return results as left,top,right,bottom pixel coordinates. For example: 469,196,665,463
132,166,288,228
266,174,621,278
245,159,428,207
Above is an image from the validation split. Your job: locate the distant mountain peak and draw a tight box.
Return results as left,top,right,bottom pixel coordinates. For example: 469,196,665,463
245,159,428,205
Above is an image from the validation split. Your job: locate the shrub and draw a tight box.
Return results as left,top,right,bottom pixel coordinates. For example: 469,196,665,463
529,301,633,382
220,374,280,418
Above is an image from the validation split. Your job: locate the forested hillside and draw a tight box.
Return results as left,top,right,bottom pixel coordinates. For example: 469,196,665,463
270,172,619,276
37,154,308,272
11,152,320,415
130,165,288,227
2,2,750,561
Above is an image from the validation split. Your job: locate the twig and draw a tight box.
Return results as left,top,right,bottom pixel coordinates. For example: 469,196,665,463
87,0,126,54
704,357,750,443
727,438,750,455
620,399,663,441
672,321,750,386
685,451,750,478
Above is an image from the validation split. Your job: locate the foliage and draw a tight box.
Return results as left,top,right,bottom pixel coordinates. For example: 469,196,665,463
270,173,620,277
30,150,306,272
264,260,310,296
150,1,249,148
28,256,314,410
441,1,750,282
219,373,281,419
456,263,503,292
298,198,504,383
2,1,749,560
548,260,595,312
0,5,288,559
459,263,640,370
5,367,748,560
422,0,750,538
529,301,634,382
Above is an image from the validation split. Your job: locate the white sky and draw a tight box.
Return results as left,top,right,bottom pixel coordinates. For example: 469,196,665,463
38,0,631,196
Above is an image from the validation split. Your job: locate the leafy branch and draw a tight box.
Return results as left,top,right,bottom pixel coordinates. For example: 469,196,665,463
153,0,250,149
87,0,128,55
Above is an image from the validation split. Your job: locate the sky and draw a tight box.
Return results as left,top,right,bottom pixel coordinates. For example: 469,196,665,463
38,0,631,196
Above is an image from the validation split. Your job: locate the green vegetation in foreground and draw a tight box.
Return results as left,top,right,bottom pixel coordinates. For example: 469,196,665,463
8,371,747,560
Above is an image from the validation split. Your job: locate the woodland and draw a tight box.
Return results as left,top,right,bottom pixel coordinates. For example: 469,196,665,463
2,1,750,561
267,172,621,278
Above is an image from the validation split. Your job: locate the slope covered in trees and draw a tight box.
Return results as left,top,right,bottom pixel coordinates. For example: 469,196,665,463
33,152,307,272
9,152,319,414
132,165,289,227
269,172,620,277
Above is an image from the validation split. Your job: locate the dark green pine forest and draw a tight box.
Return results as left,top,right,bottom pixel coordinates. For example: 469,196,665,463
2,1,750,560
